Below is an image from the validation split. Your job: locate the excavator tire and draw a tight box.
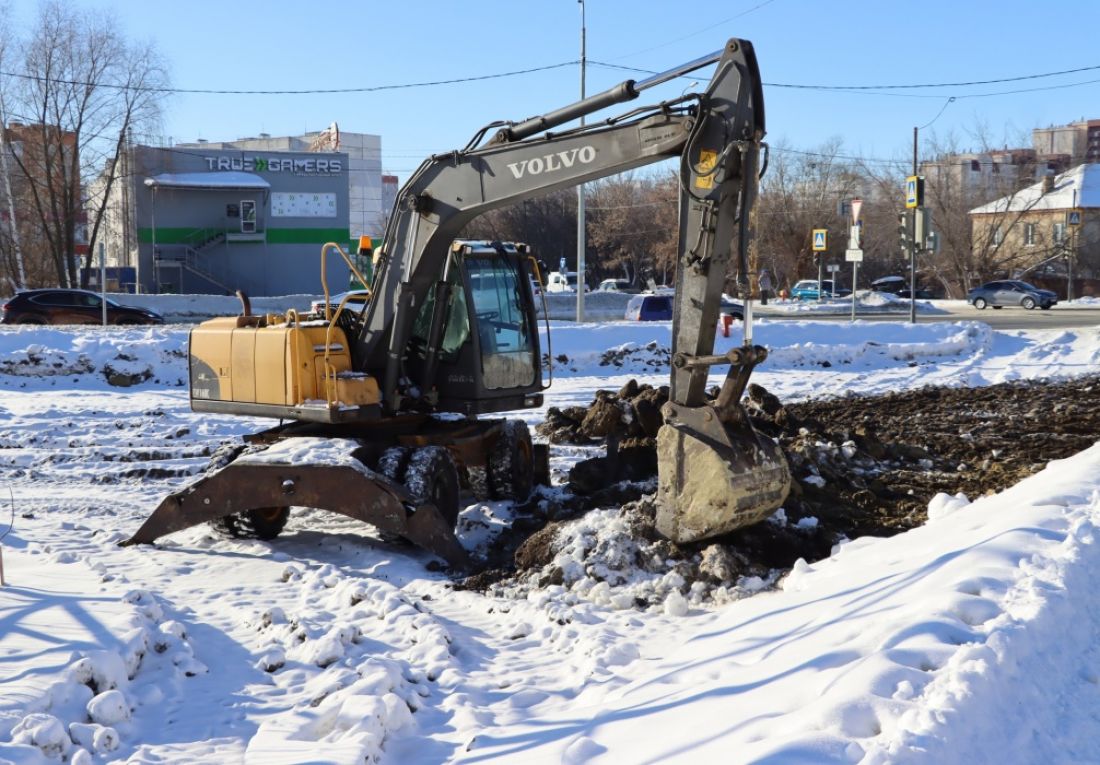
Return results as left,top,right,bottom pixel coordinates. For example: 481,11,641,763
404,446,461,528
377,446,412,482
375,446,416,544
210,507,290,541
488,420,534,501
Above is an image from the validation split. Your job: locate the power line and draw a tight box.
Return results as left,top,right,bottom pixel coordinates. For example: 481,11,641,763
603,0,779,61
0,61,579,95
5,56,1100,101
589,60,1100,95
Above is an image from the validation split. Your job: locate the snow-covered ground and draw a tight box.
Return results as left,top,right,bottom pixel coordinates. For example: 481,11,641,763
1,316,1099,764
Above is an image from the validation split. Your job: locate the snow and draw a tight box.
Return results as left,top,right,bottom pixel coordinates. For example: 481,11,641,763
969,163,1100,214
1,311,1100,763
144,172,271,191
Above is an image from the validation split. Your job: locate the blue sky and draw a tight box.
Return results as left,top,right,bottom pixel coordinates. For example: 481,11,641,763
7,0,1100,181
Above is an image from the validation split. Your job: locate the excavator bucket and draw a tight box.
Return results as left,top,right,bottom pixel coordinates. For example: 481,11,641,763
122,438,469,569
655,345,791,544
655,402,790,543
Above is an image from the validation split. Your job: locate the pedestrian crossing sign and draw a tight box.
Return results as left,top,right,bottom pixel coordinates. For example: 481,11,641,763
1067,209,1082,226
812,229,828,251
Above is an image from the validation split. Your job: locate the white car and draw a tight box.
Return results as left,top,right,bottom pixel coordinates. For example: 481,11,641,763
310,290,370,315
597,279,639,293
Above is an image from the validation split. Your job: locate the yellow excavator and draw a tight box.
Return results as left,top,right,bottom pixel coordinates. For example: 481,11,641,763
124,38,790,567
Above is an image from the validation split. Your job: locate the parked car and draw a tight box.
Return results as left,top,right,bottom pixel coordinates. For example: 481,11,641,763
310,290,370,315
871,275,935,299
967,280,1058,310
597,279,640,293
789,279,851,300
546,271,587,293
0,289,164,325
625,293,673,321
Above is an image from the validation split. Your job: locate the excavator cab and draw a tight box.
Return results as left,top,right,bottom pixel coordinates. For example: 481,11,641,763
405,240,545,415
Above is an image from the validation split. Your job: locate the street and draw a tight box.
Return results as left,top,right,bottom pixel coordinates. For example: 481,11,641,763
759,303,1100,330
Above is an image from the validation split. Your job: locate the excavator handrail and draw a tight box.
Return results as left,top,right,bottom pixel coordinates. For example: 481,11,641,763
318,242,375,407
527,255,553,390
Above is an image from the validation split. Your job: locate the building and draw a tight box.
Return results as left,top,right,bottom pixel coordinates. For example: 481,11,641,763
1,121,86,288
177,126,385,241
97,127,385,295
969,164,1100,290
1033,119,1100,165
918,148,1066,201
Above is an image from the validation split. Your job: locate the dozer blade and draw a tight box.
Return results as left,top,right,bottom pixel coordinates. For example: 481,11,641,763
655,401,791,544
122,438,469,569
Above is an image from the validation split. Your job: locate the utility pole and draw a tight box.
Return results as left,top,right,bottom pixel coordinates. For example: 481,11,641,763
909,127,918,324
575,0,587,322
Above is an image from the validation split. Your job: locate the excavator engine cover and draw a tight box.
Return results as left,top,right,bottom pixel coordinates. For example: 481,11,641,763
655,401,790,543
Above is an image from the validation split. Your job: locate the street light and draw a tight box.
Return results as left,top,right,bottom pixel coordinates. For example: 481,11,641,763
576,0,586,322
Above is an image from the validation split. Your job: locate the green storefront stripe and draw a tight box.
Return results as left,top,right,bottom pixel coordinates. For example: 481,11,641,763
138,227,350,245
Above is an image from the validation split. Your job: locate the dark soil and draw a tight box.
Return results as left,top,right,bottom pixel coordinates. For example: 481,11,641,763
459,375,1100,591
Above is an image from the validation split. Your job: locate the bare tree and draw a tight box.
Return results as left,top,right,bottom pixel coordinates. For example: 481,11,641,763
1,1,167,288
462,189,578,277
755,138,863,292
586,171,678,285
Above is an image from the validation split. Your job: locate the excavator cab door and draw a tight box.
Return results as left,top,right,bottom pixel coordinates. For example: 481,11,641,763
407,242,543,415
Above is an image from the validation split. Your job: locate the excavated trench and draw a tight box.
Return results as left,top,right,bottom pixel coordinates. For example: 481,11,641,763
460,375,1100,594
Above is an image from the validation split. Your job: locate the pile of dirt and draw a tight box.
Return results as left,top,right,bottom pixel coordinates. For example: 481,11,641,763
462,375,1100,602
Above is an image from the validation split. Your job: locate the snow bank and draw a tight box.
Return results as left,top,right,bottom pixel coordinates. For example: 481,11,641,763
545,319,992,375
464,445,1100,763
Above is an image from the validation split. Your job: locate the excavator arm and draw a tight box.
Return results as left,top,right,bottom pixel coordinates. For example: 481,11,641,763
357,40,761,401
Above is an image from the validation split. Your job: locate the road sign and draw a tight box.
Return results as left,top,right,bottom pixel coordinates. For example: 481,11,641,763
849,224,862,249
905,176,924,209
827,264,840,272
845,248,864,262
1067,209,1083,226
812,229,828,251
850,198,863,223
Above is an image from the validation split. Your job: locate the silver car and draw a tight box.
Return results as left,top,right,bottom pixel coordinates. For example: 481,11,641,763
967,280,1058,310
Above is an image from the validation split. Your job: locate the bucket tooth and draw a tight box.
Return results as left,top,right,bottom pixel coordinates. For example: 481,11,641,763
655,402,790,543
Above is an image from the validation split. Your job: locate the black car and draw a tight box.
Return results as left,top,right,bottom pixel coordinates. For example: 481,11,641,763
871,276,935,299
966,280,1058,310
1,289,165,325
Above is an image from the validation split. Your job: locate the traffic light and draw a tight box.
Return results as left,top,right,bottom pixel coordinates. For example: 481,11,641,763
898,213,912,252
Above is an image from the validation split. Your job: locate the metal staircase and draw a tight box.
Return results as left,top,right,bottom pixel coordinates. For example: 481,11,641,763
153,229,235,294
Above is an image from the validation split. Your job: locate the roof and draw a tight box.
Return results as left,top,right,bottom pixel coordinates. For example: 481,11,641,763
969,164,1100,215
143,172,271,190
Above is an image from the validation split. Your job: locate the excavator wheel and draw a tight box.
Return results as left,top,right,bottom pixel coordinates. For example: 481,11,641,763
210,507,290,541
488,420,534,501
403,446,461,528
377,446,412,482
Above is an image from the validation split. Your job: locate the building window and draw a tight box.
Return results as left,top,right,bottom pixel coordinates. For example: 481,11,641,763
970,159,980,171
992,225,1004,245
1024,222,1036,246
1053,222,1066,243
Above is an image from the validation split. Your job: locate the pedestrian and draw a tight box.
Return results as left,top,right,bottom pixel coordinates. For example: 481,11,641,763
758,269,773,305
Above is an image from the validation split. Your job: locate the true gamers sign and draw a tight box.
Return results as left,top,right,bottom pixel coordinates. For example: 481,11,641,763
203,156,343,175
